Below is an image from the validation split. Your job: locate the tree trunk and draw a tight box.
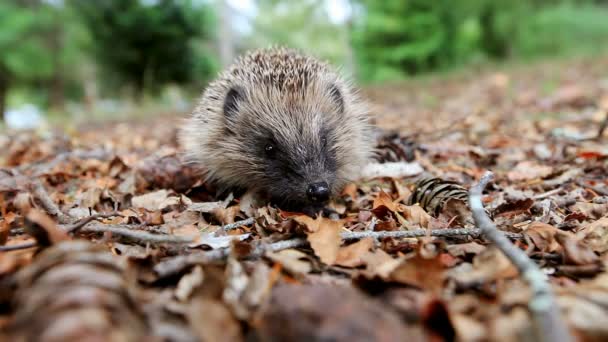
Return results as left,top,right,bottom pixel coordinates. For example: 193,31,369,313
0,73,7,122
218,0,235,68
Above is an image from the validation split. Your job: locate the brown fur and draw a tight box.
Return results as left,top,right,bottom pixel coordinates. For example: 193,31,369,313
180,47,373,210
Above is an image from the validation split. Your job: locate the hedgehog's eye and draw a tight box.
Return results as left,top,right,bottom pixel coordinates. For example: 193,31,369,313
265,143,276,156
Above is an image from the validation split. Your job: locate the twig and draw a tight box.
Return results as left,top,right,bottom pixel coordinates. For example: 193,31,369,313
469,171,572,342
0,241,37,252
154,227,522,278
221,218,255,231
30,181,71,224
63,213,124,234
73,222,194,244
341,227,522,240
576,180,608,196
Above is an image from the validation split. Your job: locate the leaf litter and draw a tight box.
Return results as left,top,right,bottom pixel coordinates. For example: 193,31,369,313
1,58,608,340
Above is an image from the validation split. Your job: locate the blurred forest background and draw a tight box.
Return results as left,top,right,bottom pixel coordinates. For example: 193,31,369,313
2,0,608,127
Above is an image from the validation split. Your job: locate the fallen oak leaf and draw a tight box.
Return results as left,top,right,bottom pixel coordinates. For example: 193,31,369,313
266,249,312,275
131,189,179,211
579,217,608,253
555,231,600,266
335,237,374,268
295,215,343,265
389,254,446,294
507,161,553,181
371,190,399,218
525,222,560,253
399,204,431,228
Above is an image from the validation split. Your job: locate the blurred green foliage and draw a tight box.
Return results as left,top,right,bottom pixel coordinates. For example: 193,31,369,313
1,0,608,118
352,0,608,82
71,0,217,97
247,0,352,68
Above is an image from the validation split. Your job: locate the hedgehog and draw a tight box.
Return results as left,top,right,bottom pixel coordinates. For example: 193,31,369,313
180,47,373,215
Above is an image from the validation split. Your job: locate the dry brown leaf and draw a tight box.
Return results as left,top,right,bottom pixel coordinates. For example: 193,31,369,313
372,190,399,218
341,183,358,199
507,161,553,181
335,238,374,268
572,202,608,220
304,217,343,265
175,266,204,302
446,242,486,257
399,204,431,227
555,231,600,266
526,221,560,253
131,189,177,211
579,217,608,253
360,249,402,278
186,297,243,342
389,254,446,293
266,249,312,274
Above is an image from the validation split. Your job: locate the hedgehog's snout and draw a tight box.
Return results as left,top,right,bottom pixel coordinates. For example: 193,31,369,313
306,181,330,203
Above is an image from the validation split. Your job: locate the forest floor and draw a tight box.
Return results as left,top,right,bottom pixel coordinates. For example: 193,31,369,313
1,55,608,341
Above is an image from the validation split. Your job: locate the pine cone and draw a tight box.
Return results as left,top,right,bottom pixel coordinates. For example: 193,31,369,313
10,240,147,342
408,177,469,216
374,132,418,163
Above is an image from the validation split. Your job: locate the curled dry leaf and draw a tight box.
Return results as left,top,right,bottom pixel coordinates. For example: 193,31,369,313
175,266,204,302
223,259,272,320
446,242,486,257
579,217,608,253
372,190,399,218
335,237,374,268
131,189,179,211
266,249,312,275
507,161,553,181
525,221,560,253
555,231,600,266
297,216,343,265
389,254,446,294
399,204,432,228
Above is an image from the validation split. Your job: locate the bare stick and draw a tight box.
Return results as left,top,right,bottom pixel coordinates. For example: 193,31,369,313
469,171,571,342
221,218,255,231
154,227,522,278
63,213,124,234
30,181,71,224
72,222,194,244
0,241,37,252
342,227,522,240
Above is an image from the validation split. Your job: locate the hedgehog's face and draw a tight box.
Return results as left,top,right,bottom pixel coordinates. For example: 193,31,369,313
218,81,352,214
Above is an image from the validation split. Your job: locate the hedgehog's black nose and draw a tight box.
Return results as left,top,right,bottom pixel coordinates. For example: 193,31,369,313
307,182,330,203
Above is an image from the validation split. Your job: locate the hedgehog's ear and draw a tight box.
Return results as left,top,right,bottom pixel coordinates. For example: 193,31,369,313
223,86,243,120
328,83,344,114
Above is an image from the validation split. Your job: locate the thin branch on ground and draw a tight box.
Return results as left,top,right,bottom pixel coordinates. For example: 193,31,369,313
221,218,255,231
70,221,194,244
576,180,608,196
30,181,72,224
63,212,124,234
469,171,572,342
154,226,522,278
0,241,37,252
